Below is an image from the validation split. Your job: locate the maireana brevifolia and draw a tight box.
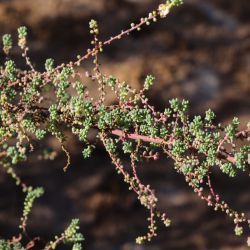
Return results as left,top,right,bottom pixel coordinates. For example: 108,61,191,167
0,0,249,248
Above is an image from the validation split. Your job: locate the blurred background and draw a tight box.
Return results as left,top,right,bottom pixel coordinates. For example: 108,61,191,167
0,0,250,249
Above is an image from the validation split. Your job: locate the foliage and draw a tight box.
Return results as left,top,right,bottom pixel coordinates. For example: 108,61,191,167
46,219,84,250
0,0,249,248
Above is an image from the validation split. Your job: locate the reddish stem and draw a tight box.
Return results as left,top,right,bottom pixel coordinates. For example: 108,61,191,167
112,129,170,145
111,129,239,165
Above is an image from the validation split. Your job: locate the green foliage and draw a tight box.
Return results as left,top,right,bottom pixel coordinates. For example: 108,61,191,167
45,58,55,72
21,118,46,140
72,243,83,250
5,60,16,81
22,187,44,219
0,240,25,250
17,26,27,49
104,138,117,155
2,34,12,54
82,145,93,159
144,75,155,90
0,0,249,248
64,219,84,243
205,109,216,125
235,225,244,236
167,0,183,6
225,117,240,141
7,146,27,165
47,219,84,249
106,75,117,89
122,141,133,154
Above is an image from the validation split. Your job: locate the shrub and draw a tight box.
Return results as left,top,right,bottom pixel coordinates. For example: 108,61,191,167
0,0,249,248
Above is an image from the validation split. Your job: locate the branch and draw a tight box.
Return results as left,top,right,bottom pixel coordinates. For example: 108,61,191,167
111,129,249,165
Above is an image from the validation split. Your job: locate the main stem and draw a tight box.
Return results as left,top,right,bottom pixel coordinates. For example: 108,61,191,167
111,129,240,165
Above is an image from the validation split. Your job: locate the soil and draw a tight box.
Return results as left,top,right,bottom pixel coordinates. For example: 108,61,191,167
0,0,249,249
